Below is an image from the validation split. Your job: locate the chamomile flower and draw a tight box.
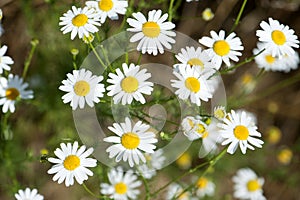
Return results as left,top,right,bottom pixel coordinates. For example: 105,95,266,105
107,63,153,105
59,68,105,110
218,110,264,154
104,117,157,167
15,188,44,200
85,0,128,23
171,65,215,106
59,6,101,40
166,183,191,200
195,177,215,198
0,74,33,113
47,141,97,187
174,46,214,72
256,18,299,57
202,8,214,21
176,152,192,170
281,51,300,72
199,30,244,69
100,167,142,200
0,45,14,74
183,118,207,141
127,9,176,55
136,149,165,179
213,106,227,120
232,168,266,200
198,119,223,157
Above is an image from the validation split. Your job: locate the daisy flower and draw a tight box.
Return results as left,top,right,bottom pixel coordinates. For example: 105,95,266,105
232,168,266,200
218,110,264,154
107,63,153,105
0,74,33,113
174,46,214,72
171,65,215,106
199,30,244,69
198,119,223,157
202,8,214,21
213,106,227,120
136,149,165,179
181,116,196,135
0,45,14,74
182,117,208,141
47,141,97,187
104,117,157,167
166,183,191,200
256,18,299,57
15,188,44,200
127,9,176,55
86,0,128,24
176,152,192,170
59,68,105,110
100,167,141,200
195,177,215,198
281,52,300,72
59,6,101,40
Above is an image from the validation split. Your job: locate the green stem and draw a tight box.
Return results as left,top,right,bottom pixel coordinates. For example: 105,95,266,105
218,48,265,75
174,148,227,198
230,0,247,33
168,0,175,22
150,160,211,197
22,39,39,79
137,168,151,200
100,45,113,72
125,52,129,64
89,42,107,69
82,183,104,199
137,52,142,65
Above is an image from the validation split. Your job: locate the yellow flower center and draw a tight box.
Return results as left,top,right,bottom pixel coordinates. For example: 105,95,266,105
265,54,275,64
188,118,195,128
142,22,160,38
271,30,286,45
185,77,200,93
213,40,230,56
197,177,208,189
121,132,140,149
176,152,191,169
277,148,293,165
114,182,127,194
98,0,114,11
72,14,88,27
247,179,261,192
5,88,20,100
63,155,80,171
196,124,205,134
187,58,204,68
121,76,139,93
233,125,249,140
202,131,209,139
74,80,90,96
214,109,226,119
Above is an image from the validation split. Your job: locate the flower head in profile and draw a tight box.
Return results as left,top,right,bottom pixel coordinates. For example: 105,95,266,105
86,0,128,23
166,183,191,200
199,30,244,69
171,65,215,106
174,46,215,72
100,167,141,200
59,68,105,110
59,6,101,40
256,18,299,57
218,110,264,154
47,141,97,187
107,63,153,105
0,45,14,74
127,9,176,55
0,74,33,113
232,168,266,200
213,106,227,120
195,177,215,198
104,117,157,167
15,188,44,200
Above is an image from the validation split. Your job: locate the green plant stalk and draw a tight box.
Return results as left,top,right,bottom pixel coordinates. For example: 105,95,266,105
137,168,151,200
22,39,39,79
100,45,112,71
168,0,175,22
174,148,227,198
137,52,143,65
89,42,107,70
125,52,129,64
82,183,106,199
230,0,247,33
150,160,211,197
